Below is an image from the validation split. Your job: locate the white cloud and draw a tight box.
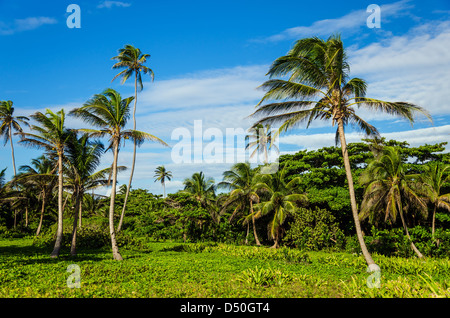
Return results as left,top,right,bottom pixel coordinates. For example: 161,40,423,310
253,0,412,43
0,17,57,35
97,1,132,9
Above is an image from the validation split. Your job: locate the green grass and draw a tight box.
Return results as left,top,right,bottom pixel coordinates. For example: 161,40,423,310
0,238,449,298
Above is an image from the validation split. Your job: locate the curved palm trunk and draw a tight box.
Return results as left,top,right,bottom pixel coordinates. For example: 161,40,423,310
399,208,424,258
250,200,261,246
431,204,437,240
117,74,138,233
110,141,123,260
337,119,376,266
51,153,64,258
36,191,46,237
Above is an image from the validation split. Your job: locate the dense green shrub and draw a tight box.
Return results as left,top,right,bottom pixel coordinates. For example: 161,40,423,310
284,206,345,251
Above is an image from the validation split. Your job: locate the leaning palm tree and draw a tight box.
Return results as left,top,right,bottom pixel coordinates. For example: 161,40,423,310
0,100,30,177
249,34,432,267
360,146,428,258
153,165,172,198
19,109,72,258
419,162,450,239
112,44,154,233
69,88,167,260
217,162,262,246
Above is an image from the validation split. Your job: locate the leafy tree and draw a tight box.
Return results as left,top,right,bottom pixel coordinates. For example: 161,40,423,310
250,34,432,267
70,88,167,260
0,100,30,176
154,165,172,198
359,146,428,258
112,44,155,233
19,109,72,258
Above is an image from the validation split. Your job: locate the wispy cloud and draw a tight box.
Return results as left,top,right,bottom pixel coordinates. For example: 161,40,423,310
0,17,57,35
253,0,412,43
97,1,132,9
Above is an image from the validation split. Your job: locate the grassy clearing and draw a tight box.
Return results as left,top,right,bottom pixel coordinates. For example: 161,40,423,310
0,238,449,298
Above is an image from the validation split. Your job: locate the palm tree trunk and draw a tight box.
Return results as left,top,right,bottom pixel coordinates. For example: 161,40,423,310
250,200,261,246
78,199,82,228
70,190,81,256
431,204,436,240
399,208,424,258
109,141,123,261
117,73,138,233
36,191,46,237
245,221,249,245
9,127,17,177
337,119,376,267
51,153,64,258
163,181,166,198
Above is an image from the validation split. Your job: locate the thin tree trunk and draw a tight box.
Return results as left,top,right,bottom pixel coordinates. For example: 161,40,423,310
109,141,123,261
244,221,249,245
117,73,138,233
250,200,261,246
78,199,82,229
399,209,424,258
70,190,81,256
337,119,376,267
25,205,28,228
9,126,17,177
51,153,64,258
36,192,46,237
431,204,436,240
163,181,166,198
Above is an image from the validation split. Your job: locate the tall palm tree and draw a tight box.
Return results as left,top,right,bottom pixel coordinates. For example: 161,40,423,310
111,44,154,233
69,88,167,260
218,162,262,246
249,34,432,266
245,124,279,164
183,172,219,223
19,109,72,258
254,167,306,248
0,100,30,177
419,162,450,239
154,165,172,198
14,156,57,236
359,146,428,258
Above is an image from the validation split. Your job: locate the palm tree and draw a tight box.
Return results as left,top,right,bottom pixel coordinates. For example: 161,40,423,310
217,162,262,246
0,100,30,177
19,109,72,258
419,162,450,239
112,44,154,233
154,165,172,198
249,34,432,266
64,133,124,256
14,156,57,236
69,88,167,260
254,167,306,248
359,146,428,258
183,172,219,223
245,124,279,164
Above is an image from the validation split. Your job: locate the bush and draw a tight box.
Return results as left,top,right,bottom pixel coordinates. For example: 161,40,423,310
284,206,345,251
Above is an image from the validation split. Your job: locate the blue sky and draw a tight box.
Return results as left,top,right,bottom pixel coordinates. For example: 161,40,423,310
1,0,449,195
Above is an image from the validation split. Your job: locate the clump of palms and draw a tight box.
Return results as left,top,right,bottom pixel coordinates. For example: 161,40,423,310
254,168,306,248
359,146,428,258
70,88,167,260
249,34,432,266
154,165,172,198
218,162,262,246
19,109,72,258
112,44,154,233
183,172,219,223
